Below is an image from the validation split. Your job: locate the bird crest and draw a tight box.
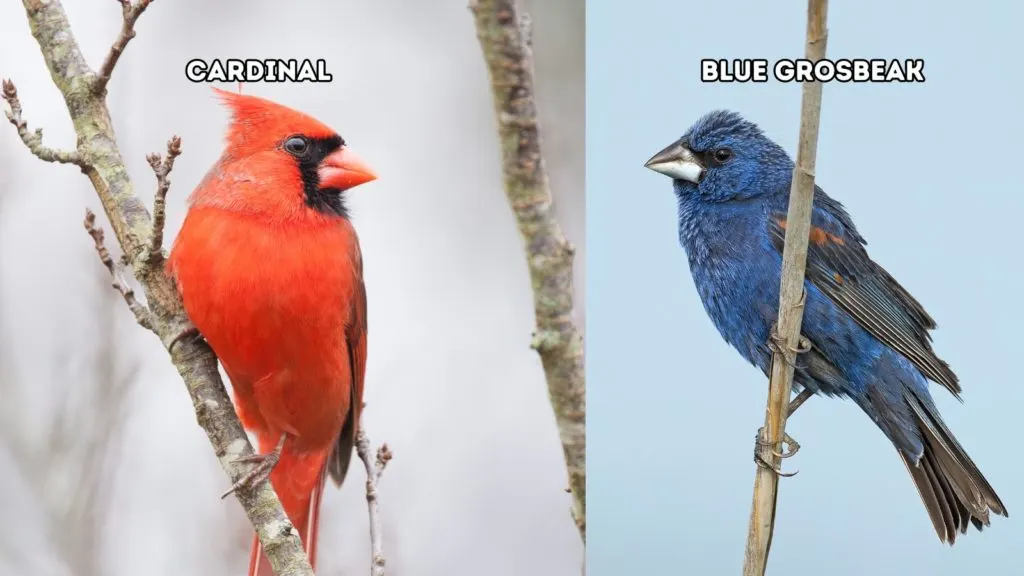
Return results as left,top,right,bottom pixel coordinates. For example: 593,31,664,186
212,88,338,158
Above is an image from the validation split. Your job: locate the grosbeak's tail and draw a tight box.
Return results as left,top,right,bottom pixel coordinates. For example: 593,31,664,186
247,466,329,576
898,392,1007,545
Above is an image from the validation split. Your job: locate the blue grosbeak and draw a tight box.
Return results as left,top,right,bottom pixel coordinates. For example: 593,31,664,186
644,110,1006,543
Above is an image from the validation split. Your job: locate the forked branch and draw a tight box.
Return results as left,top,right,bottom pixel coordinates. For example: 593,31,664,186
2,80,82,166
355,419,393,576
145,135,181,260
83,209,154,331
94,0,154,95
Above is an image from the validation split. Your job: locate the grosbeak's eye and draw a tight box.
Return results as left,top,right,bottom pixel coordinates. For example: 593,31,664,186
712,148,733,164
284,136,310,157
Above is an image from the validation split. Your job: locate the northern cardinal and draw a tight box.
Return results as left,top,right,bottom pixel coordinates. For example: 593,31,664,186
168,89,377,574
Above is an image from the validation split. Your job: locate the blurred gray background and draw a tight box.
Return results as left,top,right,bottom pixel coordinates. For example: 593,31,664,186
0,1,583,575
589,0,1023,575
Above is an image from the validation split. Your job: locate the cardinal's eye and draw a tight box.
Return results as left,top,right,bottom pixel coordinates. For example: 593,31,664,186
284,136,310,157
712,148,733,164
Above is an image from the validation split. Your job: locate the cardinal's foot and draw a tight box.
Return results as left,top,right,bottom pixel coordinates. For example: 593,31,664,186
220,435,286,499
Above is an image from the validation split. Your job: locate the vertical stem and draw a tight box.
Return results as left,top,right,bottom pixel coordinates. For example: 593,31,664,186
469,0,587,542
741,1,829,575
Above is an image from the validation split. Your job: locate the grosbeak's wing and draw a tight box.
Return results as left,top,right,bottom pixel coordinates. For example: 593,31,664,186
327,241,368,486
768,206,960,398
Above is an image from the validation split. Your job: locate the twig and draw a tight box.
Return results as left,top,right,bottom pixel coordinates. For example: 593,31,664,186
2,80,82,166
469,0,587,543
742,1,829,575
6,1,314,574
145,135,181,260
83,209,154,331
355,420,392,576
93,0,153,95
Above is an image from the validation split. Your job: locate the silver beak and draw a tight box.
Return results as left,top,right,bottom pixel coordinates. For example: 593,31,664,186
644,139,705,184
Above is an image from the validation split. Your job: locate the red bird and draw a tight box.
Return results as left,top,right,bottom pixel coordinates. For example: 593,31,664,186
167,89,376,575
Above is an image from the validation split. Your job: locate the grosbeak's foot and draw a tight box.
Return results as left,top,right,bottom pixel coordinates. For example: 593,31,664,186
754,453,798,477
768,324,812,358
787,388,814,417
220,435,286,499
753,427,799,477
794,336,812,353
775,432,800,459
767,326,812,373
754,427,800,458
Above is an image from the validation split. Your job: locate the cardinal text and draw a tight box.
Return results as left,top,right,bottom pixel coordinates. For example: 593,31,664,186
185,59,333,83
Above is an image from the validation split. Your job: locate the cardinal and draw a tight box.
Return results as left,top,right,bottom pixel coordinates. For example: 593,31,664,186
167,89,377,574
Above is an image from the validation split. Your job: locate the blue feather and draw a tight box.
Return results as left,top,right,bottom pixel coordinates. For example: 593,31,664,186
650,110,1006,542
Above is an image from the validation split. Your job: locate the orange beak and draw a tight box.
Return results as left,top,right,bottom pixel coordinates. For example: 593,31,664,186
318,147,377,190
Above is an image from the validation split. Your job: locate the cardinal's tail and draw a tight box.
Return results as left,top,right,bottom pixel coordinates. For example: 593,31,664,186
248,534,271,576
247,443,330,576
897,391,1007,544
248,467,329,575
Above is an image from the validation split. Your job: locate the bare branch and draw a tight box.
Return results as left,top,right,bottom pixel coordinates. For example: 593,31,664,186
83,208,154,331
145,135,181,259
10,1,314,574
93,0,154,95
355,421,392,576
742,1,829,575
2,80,82,166
470,0,587,542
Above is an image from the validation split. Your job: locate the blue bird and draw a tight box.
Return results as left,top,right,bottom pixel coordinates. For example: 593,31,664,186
644,110,1006,543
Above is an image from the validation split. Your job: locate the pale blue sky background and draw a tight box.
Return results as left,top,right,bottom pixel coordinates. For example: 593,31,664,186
587,1,1024,575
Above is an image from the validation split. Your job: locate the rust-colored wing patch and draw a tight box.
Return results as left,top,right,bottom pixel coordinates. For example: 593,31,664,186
769,212,960,397
777,217,846,247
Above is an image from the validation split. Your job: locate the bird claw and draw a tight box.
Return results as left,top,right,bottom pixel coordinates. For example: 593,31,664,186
167,326,202,354
220,435,286,499
753,427,800,477
754,453,798,477
755,427,800,458
768,325,812,357
767,325,812,371
774,432,801,459
767,289,812,360
793,336,812,354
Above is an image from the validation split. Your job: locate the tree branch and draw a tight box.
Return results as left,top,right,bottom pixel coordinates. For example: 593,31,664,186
5,1,313,574
93,0,153,95
355,419,392,576
83,209,154,331
2,80,82,166
742,1,829,575
469,0,587,543
145,135,180,260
